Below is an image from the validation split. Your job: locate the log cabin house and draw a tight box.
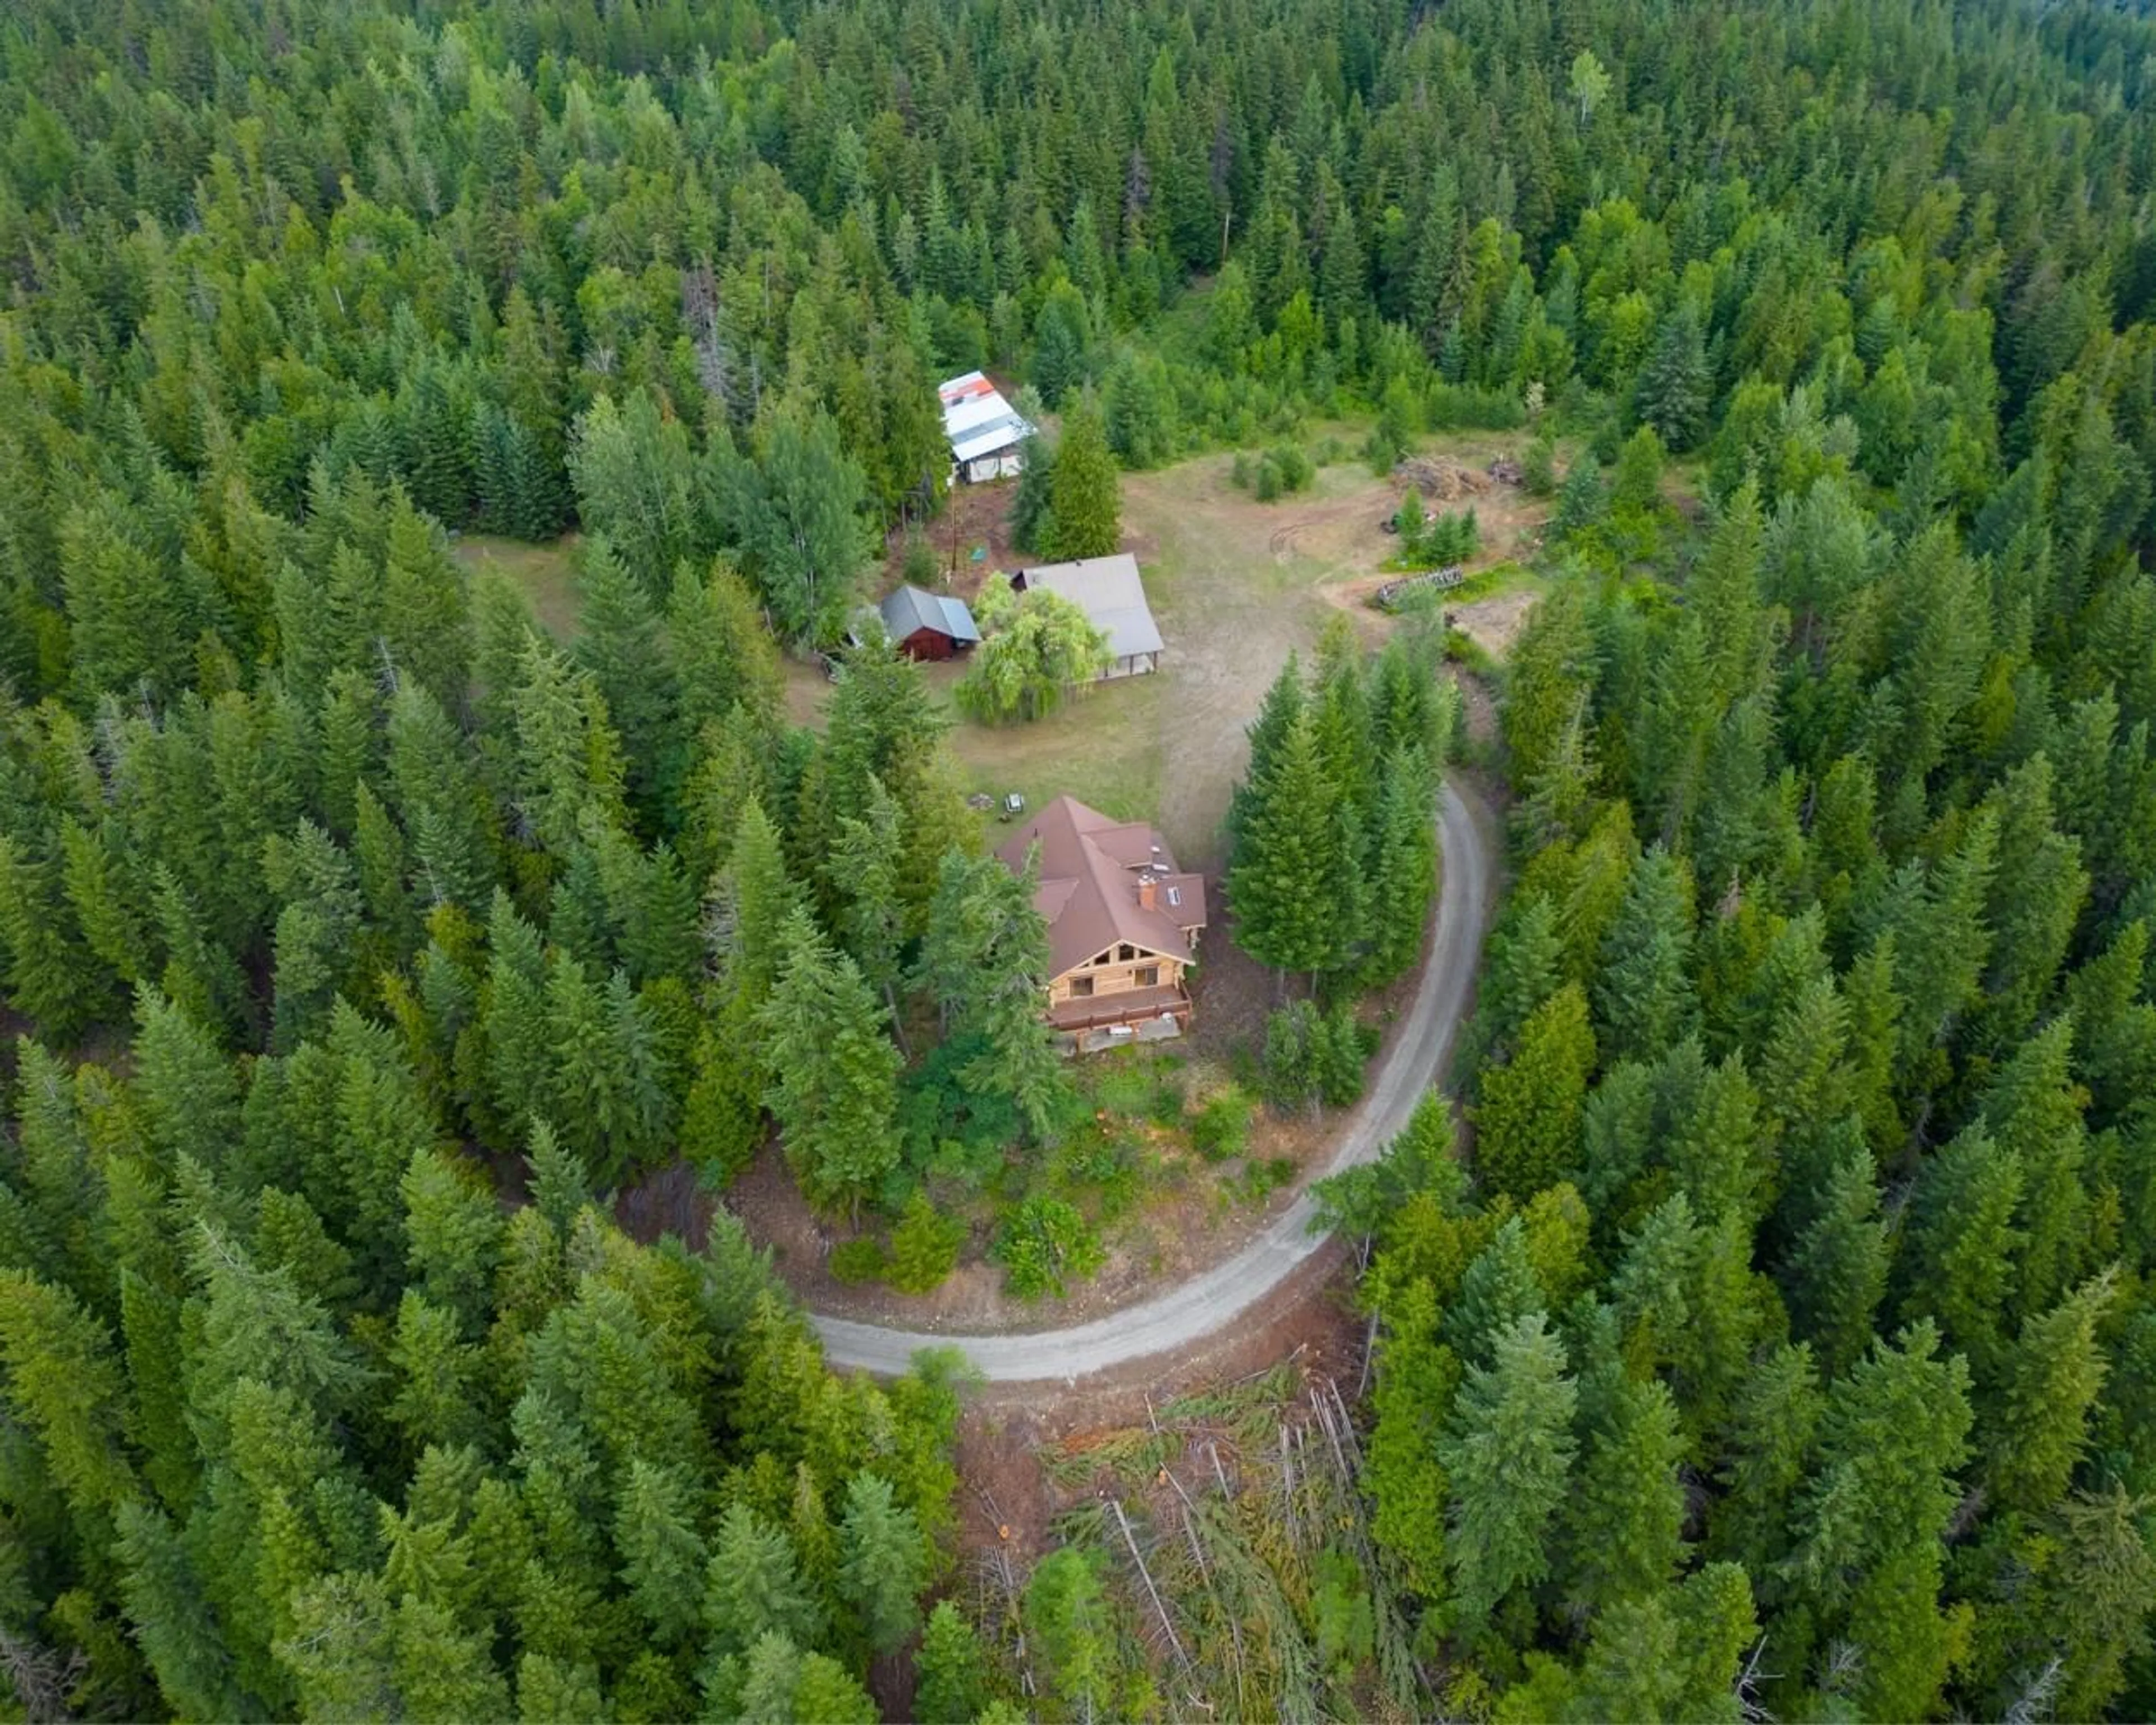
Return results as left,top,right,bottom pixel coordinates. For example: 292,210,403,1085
998,795,1208,1045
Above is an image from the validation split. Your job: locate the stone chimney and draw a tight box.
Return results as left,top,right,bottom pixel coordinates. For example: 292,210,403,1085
1137,870,1158,912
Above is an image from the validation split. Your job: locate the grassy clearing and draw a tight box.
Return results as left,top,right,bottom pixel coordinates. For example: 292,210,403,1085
452,531,582,640
945,671,1168,831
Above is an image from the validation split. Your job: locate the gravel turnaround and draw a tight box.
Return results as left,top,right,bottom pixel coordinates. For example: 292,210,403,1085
812,777,1499,1383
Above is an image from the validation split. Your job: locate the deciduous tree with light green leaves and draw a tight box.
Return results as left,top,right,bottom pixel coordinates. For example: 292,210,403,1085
956,583,1112,723
1471,982,1595,1199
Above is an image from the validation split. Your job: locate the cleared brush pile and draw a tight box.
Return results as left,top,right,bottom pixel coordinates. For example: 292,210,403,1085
976,1367,1429,1723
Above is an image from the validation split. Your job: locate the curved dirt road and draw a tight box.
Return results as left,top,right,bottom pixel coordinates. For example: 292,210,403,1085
812,778,1498,1382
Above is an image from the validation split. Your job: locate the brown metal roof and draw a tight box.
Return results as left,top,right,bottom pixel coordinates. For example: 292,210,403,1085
997,796,1209,980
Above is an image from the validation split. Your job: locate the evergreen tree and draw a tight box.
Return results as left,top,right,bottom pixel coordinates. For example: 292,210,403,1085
1227,706,1360,984
1022,1547,1121,1724
725,406,871,648
1633,300,1711,451
1227,655,1306,859
1009,427,1057,554
1029,282,1095,408
1471,983,1595,1199
616,1459,710,1649
0,835,115,1041
1360,744,1440,987
913,1599,990,1723
837,1472,928,1656
1709,1340,1825,1581
1895,1124,2025,1376
573,534,678,825
1102,349,1179,468
756,907,902,1216
523,1118,591,1239
133,984,243,1174
1590,846,1696,1064
1444,1217,1545,1367
1437,1312,1578,1635
1779,1152,1891,1377
0,1270,139,1517
1560,1354,1687,1617
912,849,1070,1142
568,389,710,596
704,1506,824,1664
823,774,908,1025
1457,893,1563,1090
1551,453,1606,544
1043,393,1121,559
1787,1320,1972,1602
1986,1272,2117,1514
400,1146,505,1336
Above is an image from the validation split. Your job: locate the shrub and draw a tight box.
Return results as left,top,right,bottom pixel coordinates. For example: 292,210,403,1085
995,1197,1106,1299
830,1236,889,1285
1522,434,1558,497
1426,382,1525,430
887,1192,966,1294
1409,506,1480,567
1234,1156,1299,1204
901,532,939,586
1266,444,1313,494
1089,1055,1160,1120
1231,444,1314,502
1262,1000,1368,1114
1148,1070,1189,1126
1191,1085,1254,1162
1262,1000,1321,1111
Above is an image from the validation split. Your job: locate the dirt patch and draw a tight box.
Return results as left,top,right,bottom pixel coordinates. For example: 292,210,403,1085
1182,898,1286,1058
1452,664,1502,751
613,1158,718,1250
883,478,1024,601
779,654,834,728
1117,457,1405,862
1446,585,1542,658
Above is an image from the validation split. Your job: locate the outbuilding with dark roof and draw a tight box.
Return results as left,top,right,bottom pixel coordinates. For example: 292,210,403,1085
874,584,981,661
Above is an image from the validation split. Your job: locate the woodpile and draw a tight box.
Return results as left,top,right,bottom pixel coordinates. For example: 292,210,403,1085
1372,567,1468,611
1391,454,1491,499
1487,455,1525,485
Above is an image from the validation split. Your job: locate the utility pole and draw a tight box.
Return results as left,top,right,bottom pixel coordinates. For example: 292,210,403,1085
948,482,961,586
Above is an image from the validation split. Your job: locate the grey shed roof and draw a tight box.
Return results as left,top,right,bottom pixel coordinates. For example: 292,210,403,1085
879,584,981,644
1015,554,1164,661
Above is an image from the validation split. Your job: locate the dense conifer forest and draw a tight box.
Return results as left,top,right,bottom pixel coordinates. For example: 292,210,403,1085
1,0,2155,1717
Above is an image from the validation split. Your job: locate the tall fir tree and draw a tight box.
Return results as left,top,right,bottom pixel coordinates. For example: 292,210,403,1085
756,907,902,1216
1043,393,1121,559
